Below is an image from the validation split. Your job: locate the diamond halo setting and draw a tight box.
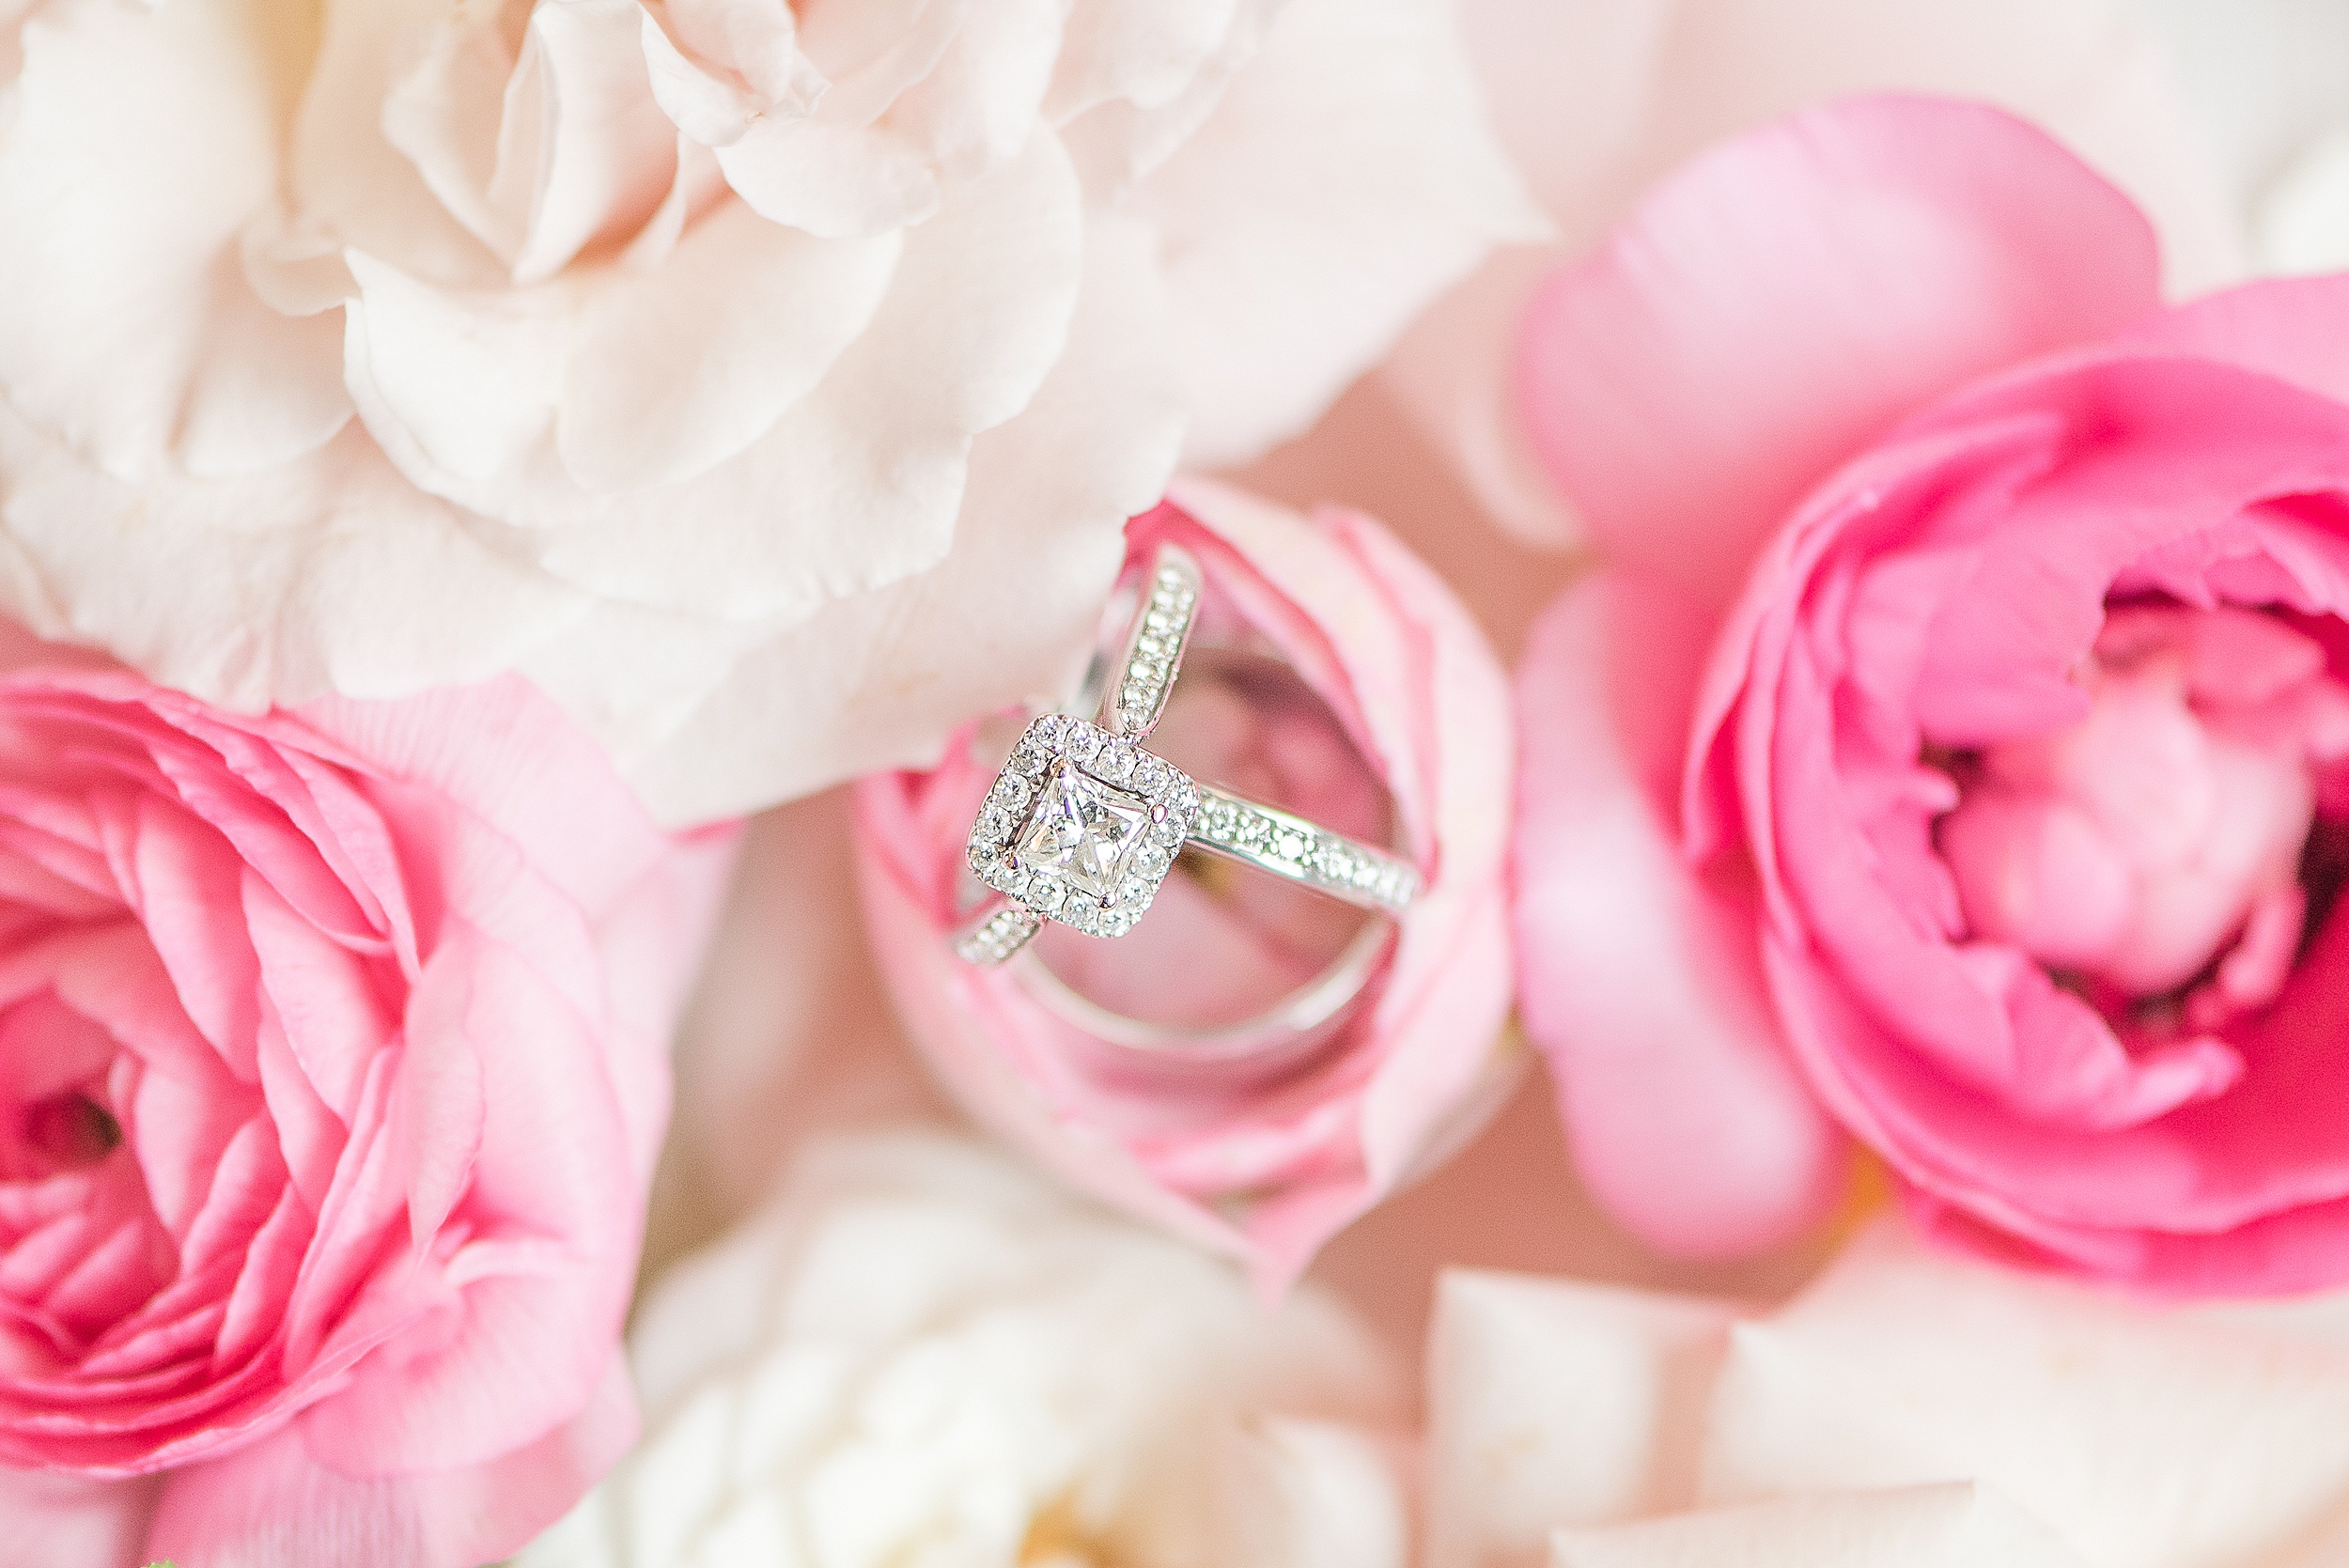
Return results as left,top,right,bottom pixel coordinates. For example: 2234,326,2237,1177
966,715,1203,939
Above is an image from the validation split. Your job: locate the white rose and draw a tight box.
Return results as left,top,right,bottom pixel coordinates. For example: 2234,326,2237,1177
519,1131,1409,1567
1425,1219,2349,1568
0,0,1537,824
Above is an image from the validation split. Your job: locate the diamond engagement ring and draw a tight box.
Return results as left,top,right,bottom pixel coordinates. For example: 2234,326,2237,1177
954,544,1423,970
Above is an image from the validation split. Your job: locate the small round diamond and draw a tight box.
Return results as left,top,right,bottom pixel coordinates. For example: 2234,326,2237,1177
1069,725,1102,762
1097,744,1135,782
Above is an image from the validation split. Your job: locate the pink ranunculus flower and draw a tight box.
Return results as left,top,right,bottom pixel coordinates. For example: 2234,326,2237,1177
0,637,733,1566
1512,92,2349,1293
852,480,1516,1291
0,0,1536,826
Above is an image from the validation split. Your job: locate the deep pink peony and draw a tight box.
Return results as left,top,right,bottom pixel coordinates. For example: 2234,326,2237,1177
0,636,733,1566
853,480,1516,1293
1513,92,2349,1293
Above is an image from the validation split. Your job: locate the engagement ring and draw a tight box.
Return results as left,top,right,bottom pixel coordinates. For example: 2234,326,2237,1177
955,544,1422,970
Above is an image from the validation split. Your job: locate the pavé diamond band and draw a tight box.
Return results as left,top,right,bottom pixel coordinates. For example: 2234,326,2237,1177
954,545,1422,968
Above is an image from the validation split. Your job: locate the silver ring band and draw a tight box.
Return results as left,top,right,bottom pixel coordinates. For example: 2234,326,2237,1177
954,543,1421,974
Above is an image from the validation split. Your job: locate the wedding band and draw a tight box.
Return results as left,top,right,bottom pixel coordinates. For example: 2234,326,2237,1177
954,545,1422,970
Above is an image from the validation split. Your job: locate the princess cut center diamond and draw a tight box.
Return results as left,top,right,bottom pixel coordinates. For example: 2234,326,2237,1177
1014,760,1153,903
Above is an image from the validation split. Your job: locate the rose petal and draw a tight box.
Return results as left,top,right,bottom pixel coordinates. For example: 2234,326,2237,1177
1129,0,1544,466
1426,1269,1742,1568
1516,95,2162,603
146,1356,636,1568
1698,1222,2349,1565
1516,571,1846,1254
0,0,350,478
1549,1483,2087,1568
607,206,1178,821
0,1470,158,1568
1379,0,2246,548
1211,1417,1409,1568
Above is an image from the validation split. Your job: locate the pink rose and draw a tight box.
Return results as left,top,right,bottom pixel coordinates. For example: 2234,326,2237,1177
1513,93,2349,1293
853,480,1515,1291
0,638,732,1565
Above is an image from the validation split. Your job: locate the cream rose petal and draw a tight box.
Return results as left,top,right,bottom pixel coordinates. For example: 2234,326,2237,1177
1048,0,1281,195
340,251,571,489
293,0,509,287
552,202,902,490
1548,1484,2090,1568
0,0,1533,827
345,133,1081,625
341,200,902,510
703,0,980,238
517,1132,1403,1568
0,0,350,479
0,411,579,710
638,0,824,147
1425,1270,1744,1568
1134,0,1545,467
1210,1419,1410,1568
1050,0,1253,121
597,206,1179,823
884,0,1065,190
381,0,679,285
1698,1224,2349,1568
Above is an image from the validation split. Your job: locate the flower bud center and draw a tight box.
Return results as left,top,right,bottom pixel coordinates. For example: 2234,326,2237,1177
21,1092,121,1176
1938,605,2349,1028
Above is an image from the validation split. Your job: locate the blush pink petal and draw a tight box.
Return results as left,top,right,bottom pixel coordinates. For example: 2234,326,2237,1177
1516,95,2162,606
1382,0,2245,549
1515,571,1846,1255
146,1356,636,1568
0,1471,156,1568
2113,274,2349,405
296,675,677,918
